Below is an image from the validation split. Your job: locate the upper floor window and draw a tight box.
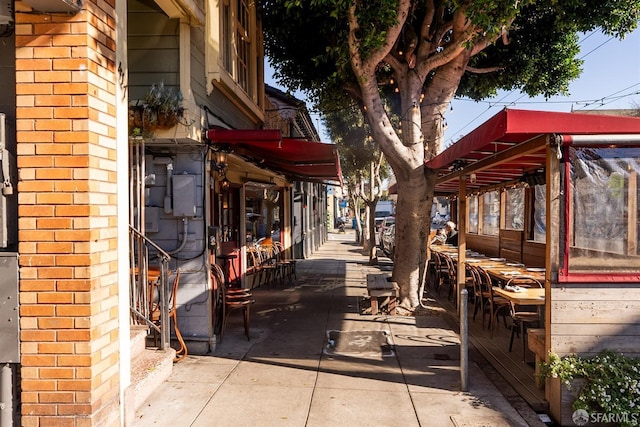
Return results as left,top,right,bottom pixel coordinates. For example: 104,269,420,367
222,0,256,99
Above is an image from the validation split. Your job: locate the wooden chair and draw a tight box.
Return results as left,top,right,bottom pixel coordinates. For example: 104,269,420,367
247,246,280,289
211,263,255,343
476,267,510,337
151,268,187,362
432,252,454,296
272,241,296,286
506,277,543,360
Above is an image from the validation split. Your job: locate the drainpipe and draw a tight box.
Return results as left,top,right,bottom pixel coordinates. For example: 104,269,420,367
0,363,13,427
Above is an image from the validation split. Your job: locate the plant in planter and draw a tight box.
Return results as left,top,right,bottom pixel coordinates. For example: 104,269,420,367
540,351,640,426
129,82,185,135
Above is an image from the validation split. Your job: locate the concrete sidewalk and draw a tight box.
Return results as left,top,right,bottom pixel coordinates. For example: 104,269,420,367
132,231,545,427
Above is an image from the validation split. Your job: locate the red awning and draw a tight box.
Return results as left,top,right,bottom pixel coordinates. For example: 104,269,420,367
425,108,640,193
206,129,342,186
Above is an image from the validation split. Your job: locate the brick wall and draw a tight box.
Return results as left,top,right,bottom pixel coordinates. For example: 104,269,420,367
15,0,121,425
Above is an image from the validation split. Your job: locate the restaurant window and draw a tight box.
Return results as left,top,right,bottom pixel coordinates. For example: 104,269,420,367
566,146,640,274
533,185,546,243
482,191,500,236
245,183,281,244
504,187,524,231
468,194,479,234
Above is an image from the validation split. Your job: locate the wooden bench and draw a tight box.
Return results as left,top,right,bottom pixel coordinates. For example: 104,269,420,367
527,328,546,389
366,274,399,315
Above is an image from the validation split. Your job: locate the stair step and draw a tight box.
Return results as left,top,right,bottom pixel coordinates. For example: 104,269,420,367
124,346,175,426
130,325,149,360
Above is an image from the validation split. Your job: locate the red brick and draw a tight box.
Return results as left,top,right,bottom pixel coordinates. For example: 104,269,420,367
21,355,56,367
34,71,72,83
57,355,92,367
21,380,56,391
34,95,71,107
36,218,73,229
22,404,58,416
57,330,91,341
54,156,89,168
38,292,74,304
19,205,55,217
21,305,55,317
38,317,74,329
39,392,76,403
34,119,72,131
38,342,74,354
16,58,51,71
21,330,56,341
35,168,74,180
37,242,73,253
37,267,74,279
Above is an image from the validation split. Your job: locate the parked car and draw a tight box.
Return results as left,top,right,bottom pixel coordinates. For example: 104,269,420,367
377,216,395,248
381,223,395,258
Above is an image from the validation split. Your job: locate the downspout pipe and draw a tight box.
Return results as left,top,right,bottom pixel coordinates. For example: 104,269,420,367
1,363,13,427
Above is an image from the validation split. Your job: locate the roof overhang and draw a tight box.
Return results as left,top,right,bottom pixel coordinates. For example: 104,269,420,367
426,108,640,193
206,129,342,186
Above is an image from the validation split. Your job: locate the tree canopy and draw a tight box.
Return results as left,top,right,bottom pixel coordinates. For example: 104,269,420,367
262,0,640,311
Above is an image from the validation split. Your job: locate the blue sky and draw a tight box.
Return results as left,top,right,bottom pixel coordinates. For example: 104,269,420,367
265,29,640,144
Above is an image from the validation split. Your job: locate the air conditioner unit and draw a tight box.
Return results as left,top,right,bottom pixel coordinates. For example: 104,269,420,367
21,0,82,14
0,0,13,25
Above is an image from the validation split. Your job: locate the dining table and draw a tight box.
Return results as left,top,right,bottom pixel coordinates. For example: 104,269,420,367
492,286,545,306
430,244,546,284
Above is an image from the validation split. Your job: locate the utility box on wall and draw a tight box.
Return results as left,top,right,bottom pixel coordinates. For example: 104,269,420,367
0,252,19,363
172,174,197,217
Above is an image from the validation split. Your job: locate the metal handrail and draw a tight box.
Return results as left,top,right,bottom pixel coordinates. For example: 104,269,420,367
129,225,172,350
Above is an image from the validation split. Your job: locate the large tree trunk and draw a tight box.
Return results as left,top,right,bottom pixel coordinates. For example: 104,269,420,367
393,167,436,309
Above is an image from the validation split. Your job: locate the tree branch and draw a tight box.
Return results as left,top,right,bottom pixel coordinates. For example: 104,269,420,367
465,65,505,74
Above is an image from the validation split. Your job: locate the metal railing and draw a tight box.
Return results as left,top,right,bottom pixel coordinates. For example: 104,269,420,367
129,225,171,350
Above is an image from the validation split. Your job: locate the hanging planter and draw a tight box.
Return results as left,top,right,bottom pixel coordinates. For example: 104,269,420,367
129,82,185,136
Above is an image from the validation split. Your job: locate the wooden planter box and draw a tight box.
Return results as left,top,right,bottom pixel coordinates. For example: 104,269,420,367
548,378,617,426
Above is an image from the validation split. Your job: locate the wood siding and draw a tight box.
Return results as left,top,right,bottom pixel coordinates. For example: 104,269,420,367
499,229,523,262
549,284,640,357
465,233,499,257
128,0,180,101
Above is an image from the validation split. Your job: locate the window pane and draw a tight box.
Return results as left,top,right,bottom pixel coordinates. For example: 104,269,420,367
468,194,478,233
482,191,499,236
505,187,524,230
568,146,640,272
533,185,546,243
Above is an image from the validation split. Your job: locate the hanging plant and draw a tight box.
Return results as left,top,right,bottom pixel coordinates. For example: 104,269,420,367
129,82,185,135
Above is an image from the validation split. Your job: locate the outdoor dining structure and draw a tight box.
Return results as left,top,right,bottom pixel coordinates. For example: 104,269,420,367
424,108,640,425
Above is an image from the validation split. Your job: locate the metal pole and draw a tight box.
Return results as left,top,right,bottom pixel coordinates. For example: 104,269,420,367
460,289,469,392
1,363,13,427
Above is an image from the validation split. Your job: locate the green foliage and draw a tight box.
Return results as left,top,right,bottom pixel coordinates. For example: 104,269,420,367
143,82,184,117
263,0,640,108
540,351,640,425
